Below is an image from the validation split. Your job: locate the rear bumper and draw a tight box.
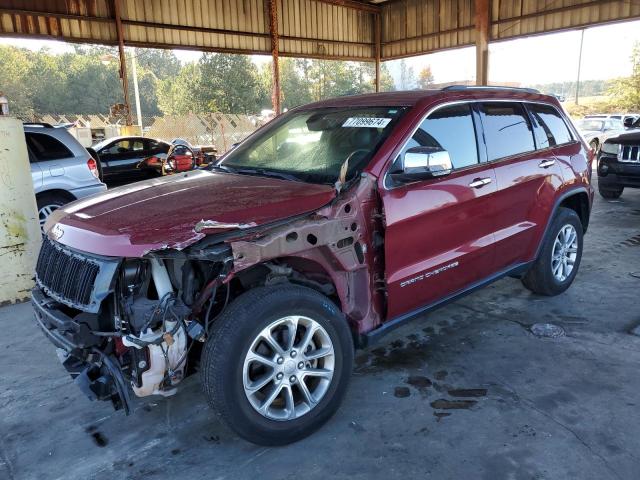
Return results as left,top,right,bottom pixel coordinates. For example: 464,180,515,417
69,182,107,199
32,287,131,412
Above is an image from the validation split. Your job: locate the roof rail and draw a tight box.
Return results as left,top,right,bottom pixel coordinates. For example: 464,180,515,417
442,85,540,94
22,122,54,128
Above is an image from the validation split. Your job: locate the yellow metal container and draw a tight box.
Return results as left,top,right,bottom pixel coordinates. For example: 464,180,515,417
0,117,41,304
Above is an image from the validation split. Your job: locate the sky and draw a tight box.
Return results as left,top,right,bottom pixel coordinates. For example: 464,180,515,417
2,19,639,88
387,20,640,86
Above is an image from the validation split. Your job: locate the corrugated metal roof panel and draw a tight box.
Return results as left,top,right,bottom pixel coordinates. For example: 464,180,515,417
381,0,475,59
1,0,639,62
491,0,640,41
0,0,376,59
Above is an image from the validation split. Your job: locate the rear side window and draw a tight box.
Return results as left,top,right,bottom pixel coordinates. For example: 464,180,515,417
479,102,535,161
528,104,573,148
25,132,72,161
400,104,479,170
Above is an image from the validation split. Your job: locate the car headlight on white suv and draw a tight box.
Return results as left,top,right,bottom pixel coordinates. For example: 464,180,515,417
600,142,619,155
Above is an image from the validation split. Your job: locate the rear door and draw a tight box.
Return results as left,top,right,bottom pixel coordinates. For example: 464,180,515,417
480,102,564,270
381,103,498,319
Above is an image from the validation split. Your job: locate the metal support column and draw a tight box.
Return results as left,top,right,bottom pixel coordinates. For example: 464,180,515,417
474,0,489,86
268,0,281,115
113,0,132,125
374,13,381,92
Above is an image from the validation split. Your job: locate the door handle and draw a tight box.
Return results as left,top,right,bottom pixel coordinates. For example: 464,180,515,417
469,177,492,188
538,159,556,168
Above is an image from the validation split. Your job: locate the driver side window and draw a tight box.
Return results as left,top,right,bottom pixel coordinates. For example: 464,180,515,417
105,140,131,155
393,104,479,172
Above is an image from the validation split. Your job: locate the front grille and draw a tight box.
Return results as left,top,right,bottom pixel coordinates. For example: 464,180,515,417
35,238,100,307
619,145,640,163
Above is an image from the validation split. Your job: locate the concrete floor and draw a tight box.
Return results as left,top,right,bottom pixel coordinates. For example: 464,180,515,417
1,178,640,480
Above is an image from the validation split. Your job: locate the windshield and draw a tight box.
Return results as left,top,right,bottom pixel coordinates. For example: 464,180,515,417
219,107,406,184
576,119,604,132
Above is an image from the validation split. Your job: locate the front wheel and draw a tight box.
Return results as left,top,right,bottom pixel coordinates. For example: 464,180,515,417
522,207,583,296
201,285,354,445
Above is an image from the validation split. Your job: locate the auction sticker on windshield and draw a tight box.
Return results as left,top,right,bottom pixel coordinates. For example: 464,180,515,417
342,117,392,128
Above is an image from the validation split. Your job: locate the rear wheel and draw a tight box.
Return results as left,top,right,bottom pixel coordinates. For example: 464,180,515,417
201,285,353,445
522,207,583,296
36,192,72,233
598,183,624,199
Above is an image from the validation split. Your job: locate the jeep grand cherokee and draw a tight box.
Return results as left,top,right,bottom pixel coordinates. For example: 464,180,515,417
32,86,594,445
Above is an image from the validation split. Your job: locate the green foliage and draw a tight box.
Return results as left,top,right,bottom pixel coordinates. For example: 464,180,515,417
0,44,396,117
607,42,640,111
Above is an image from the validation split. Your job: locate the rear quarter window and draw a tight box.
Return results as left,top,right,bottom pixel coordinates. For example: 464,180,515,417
479,102,535,161
527,104,574,148
25,132,73,161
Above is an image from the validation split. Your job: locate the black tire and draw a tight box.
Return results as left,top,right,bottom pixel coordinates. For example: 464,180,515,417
201,285,354,445
598,183,624,199
36,192,73,233
521,207,583,296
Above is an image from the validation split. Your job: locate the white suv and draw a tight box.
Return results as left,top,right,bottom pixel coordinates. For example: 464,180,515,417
24,123,107,230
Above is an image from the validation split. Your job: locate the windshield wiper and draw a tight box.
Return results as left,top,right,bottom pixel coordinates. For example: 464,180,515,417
229,167,304,183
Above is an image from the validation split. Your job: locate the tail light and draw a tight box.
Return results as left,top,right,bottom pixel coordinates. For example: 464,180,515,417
87,158,100,179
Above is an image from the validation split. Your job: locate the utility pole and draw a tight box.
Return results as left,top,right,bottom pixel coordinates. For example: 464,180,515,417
131,48,143,133
575,29,585,105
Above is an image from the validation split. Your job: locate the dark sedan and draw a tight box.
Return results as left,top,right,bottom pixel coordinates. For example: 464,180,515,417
92,136,170,185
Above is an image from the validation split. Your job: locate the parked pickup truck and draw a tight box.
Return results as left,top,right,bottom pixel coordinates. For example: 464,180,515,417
32,87,594,445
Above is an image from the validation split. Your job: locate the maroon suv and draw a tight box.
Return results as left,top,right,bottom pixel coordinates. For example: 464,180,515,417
33,86,594,445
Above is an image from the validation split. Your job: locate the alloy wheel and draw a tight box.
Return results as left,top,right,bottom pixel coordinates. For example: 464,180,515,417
38,204,59,232
242,315,335,421
551,224,578,282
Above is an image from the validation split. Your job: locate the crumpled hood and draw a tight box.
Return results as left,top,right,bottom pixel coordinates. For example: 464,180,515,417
46,170,335,257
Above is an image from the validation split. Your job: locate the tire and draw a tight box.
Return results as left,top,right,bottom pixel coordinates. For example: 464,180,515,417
36,192,72,233
598,183,623,199
522,207,583,296
201,285,354,445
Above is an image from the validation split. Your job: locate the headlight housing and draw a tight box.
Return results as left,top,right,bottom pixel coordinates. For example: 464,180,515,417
600,142,619,156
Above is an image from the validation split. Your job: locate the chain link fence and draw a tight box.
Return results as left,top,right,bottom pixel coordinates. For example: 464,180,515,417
17,112,266,154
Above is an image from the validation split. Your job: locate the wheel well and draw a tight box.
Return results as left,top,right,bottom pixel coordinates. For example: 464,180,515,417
559,192,590,232
233,258,339,304
36,189,76,204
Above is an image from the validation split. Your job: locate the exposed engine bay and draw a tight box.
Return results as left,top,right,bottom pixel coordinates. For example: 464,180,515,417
32,174,385,414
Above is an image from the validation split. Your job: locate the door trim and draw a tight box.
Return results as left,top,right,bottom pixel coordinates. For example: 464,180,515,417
357,260,532,348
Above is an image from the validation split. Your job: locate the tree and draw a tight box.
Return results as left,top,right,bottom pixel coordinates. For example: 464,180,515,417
197,53,262,113
417,65,434,89
399,59,416,90
608,42,640,111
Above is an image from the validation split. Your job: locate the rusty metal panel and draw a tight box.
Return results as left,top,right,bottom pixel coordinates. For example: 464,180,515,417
278,0,375,60
0,0,375,59
0,0,115,43
491,0,640,41
381,0,475,60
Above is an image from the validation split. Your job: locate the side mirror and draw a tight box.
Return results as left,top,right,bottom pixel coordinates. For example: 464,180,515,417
624,117,634,128
390,146,453,183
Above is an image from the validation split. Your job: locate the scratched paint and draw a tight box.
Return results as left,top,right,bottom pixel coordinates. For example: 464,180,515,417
0,117,41,304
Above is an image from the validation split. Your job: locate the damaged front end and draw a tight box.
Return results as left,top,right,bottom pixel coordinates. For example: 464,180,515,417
32,173,386,413
32,236,232,413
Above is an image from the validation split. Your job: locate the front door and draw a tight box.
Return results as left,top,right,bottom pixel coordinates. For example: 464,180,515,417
381,103,498,320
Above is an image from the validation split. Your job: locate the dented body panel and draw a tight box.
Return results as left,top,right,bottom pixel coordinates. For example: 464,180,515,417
45,169,335,257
